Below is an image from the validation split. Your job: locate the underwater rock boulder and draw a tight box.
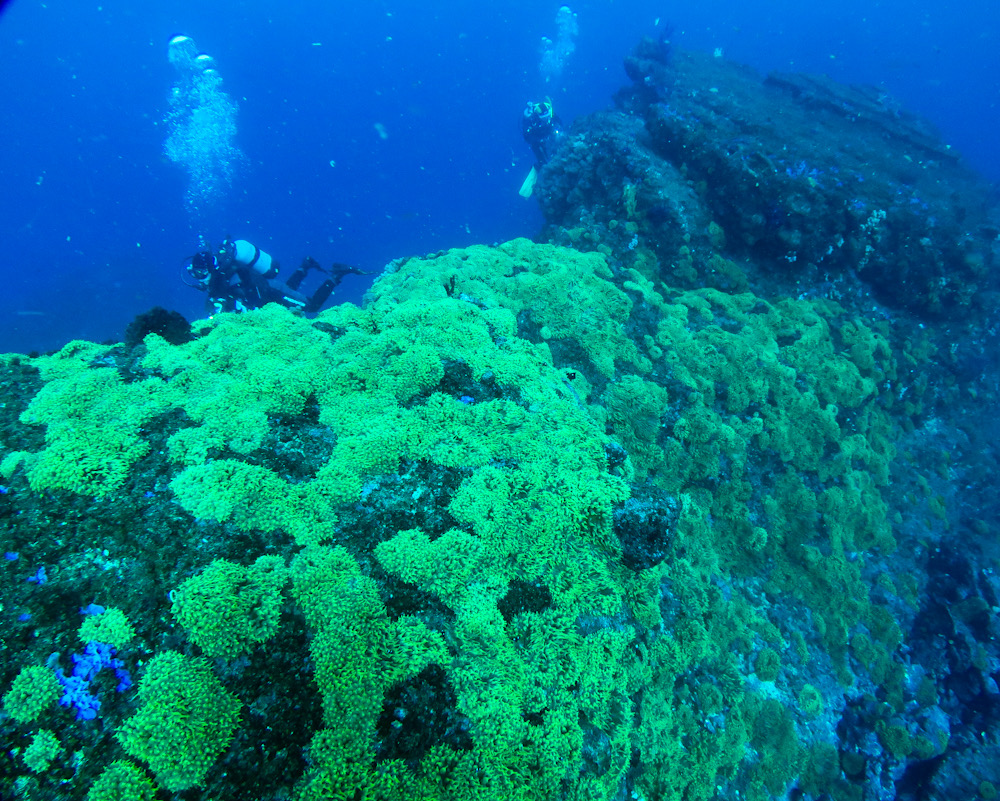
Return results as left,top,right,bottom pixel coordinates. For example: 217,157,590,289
539,40,1000,320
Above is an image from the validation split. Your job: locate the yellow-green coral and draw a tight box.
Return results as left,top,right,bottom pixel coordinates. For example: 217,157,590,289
754,647,782,682
370,238,648,378
117,652,241,792
798,684,824,719
79,607,136,650
375,528,486,608
289,544,422,796
170,459,336,544
0,449,27,480
3,665,61,724
289,545,393,727
142,303,337,463
17,350,178,496
602,374,670,473
171,555,287,658
628,285,896,655
22,729,60,773
86,760,157,801
3,238,908,800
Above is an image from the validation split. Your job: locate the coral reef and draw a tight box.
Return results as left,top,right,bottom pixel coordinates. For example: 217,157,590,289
1,40,999,801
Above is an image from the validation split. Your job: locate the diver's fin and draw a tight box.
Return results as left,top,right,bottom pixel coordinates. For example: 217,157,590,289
328,263,372,288
519,166,538,198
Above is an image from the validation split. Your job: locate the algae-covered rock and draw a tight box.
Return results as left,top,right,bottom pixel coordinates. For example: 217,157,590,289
0,171,997,801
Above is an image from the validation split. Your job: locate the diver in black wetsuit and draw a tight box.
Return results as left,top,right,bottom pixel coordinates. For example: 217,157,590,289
518,99,565,198
186,239,368,315
521,98,564,168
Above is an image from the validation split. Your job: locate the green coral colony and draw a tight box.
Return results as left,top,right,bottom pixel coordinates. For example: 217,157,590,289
2,235,920,799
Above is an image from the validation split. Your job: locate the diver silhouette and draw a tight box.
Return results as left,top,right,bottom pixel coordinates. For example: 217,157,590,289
186,239,368,315
519,98,565,197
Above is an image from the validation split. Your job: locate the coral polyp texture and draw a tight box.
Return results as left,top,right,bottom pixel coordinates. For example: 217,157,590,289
2,44,999,801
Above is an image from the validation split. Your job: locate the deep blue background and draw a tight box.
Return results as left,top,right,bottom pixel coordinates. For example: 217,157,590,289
1,0,997,353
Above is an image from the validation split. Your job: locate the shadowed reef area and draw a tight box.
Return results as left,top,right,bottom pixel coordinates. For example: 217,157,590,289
1,42,999,801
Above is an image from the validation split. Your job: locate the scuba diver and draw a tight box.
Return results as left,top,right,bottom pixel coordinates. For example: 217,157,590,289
522,98,563,166
519,98,564,198
185,239,367,315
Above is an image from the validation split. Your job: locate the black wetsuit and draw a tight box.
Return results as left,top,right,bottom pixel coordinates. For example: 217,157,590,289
522,108,563,167
199,253,355,315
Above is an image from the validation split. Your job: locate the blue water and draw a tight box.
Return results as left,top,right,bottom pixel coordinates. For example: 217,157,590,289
1,0,997,354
